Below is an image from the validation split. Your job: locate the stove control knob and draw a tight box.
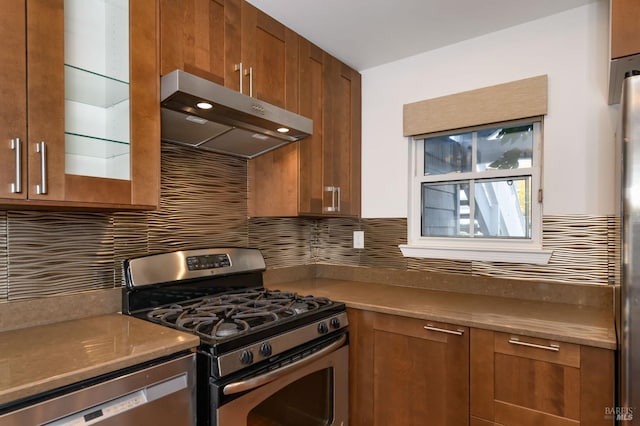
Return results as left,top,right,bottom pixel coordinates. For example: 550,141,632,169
259,342,272,357
330,317,341,329
240,350,254,365
318,322,329,334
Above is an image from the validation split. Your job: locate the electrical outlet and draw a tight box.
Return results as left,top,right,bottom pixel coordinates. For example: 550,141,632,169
353,231,364,249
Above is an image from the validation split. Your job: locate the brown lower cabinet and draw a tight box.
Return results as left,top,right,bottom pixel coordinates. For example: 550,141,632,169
348,308,470,426
347,309,614,426
471,329,614,426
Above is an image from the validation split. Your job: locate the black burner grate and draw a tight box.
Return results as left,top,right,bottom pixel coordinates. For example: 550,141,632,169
145,289,332,341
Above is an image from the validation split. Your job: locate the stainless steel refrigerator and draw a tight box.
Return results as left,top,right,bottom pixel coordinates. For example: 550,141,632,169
618,70,640,424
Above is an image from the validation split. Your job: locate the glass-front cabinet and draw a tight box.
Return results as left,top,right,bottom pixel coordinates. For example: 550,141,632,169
0,0,159,209
64,0,131,180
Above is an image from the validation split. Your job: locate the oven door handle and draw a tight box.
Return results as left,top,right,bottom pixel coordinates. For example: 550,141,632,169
223,334,347,395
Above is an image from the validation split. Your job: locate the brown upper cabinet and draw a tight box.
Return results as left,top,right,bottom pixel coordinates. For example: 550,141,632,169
248,38,361,217
611,0,640,59
160,0,241,89
320,54,361,217
160,0,298,110
159,0,361,217
240,1,299,111
0,0,160,210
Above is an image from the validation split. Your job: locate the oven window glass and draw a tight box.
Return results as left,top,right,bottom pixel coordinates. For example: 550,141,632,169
247,368,333,426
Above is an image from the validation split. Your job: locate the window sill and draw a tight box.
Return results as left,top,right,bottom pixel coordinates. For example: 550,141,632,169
399,244,553,265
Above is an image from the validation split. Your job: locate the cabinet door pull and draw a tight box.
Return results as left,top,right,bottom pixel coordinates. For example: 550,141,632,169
423,324,464,336
10,138,22,193
508,337,559,352
36,141,47,195
324,186,337,212
244,66,254,97
335,186,341,212
234,63,243,94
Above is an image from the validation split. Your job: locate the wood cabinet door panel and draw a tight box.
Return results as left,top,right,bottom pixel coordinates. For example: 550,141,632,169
0,0,27,201
160,0,226,85
247,143,298,217
347,308,375,426
26,0,66,201
129,0,160,208
580,346,614,425
250,14,285,108
611,0,640,59
298,39,325,215
372,313,469,426
323,55,361,216
493,353,580,420
223,0,241,90
471,328,495,420
65,0,159,208
373,330,438,425
241,3,298,110
471,328,614,426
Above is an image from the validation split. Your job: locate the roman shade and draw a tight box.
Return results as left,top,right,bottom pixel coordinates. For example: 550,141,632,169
403,75,548,136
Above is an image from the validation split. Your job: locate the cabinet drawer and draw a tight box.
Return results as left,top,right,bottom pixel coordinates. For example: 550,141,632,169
373,313,468,342
493,332,580,422
494,331,580,368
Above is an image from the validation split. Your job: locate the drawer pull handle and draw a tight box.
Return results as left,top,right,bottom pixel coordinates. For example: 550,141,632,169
508,337,559,352
423,325,464,336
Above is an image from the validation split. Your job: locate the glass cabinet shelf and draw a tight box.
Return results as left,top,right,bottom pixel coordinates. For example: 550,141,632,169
65,132,130,159
64,64,129,108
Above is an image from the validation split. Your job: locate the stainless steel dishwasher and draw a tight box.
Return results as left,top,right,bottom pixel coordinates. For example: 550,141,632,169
0,352,196,426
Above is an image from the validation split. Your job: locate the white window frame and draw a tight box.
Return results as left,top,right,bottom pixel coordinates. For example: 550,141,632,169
400,118,553,264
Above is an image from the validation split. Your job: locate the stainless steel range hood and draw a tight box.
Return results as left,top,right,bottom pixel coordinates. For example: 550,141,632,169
160,70,313,159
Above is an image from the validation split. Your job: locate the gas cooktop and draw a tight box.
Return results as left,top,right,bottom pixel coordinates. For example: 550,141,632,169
122,248,348,359
144,289,336,345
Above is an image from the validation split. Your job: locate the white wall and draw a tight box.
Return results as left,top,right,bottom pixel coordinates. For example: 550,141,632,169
361,0,617,218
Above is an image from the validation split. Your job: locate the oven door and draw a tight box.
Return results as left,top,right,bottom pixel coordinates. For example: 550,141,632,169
216,337,348,426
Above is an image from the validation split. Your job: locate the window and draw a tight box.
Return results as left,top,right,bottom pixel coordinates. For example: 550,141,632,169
400,118,552,264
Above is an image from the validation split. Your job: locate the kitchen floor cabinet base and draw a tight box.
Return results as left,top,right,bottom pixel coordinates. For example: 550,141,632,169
470,328,614,426
347,308,469,426
348,309,614,426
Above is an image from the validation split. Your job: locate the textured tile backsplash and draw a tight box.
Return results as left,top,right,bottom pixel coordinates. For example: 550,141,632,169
6,211,115,300
0,144,620,302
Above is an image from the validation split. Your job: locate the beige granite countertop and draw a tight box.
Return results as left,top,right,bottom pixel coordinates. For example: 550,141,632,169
0,314,199,407
267,277,616,350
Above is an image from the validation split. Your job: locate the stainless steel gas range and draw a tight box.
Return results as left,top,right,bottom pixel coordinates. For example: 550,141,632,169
122,247,348,426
